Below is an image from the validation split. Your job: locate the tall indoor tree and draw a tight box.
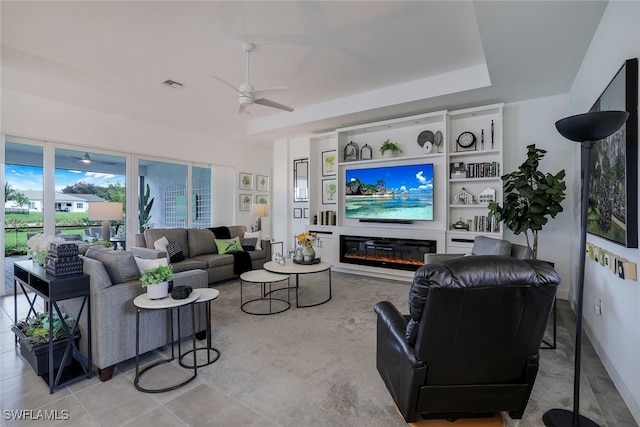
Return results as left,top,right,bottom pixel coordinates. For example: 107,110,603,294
488,144,566,259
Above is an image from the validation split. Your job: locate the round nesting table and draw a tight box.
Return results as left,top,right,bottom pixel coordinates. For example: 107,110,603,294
240,269,290,315
179,288,220,368
133,292,199,393
263,261,332,308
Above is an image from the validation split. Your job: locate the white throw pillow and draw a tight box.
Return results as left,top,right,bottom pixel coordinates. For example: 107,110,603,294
243,231,262,250
154,236,169,252
134,256,168,272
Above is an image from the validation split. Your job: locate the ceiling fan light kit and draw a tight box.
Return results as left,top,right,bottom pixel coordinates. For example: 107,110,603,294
212,42,294,114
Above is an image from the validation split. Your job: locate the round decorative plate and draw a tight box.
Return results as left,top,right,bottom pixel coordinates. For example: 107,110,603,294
417,130,434,147
434,131,443,147
423,141,433,154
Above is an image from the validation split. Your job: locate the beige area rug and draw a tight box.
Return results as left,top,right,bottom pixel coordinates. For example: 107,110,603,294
192,271,605,427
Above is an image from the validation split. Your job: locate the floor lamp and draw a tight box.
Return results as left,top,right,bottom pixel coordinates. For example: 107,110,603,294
543,110,629,427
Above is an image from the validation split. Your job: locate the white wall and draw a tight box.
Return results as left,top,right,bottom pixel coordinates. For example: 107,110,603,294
568,1,640,422
503,94,574,299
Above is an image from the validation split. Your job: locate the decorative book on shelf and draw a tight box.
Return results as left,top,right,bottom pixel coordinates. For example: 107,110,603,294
316,210,337,226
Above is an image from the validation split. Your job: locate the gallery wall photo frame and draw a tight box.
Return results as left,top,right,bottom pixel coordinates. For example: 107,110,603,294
322,150,337,176
293,208,303,218
322,178,337,204
256,175,269,191
303,208,309,218
239,172,253,190
255,194,269,205
585,57,638,248
239,194,252,211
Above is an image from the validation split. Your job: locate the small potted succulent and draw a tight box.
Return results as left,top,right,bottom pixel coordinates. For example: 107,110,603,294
140,264,175,299
379,139,403,157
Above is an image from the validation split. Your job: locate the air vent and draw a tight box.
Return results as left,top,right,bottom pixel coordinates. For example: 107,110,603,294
162,79,183,89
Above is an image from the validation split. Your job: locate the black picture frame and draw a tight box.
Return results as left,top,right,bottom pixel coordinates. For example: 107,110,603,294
293,208,303,218
584,58,638,248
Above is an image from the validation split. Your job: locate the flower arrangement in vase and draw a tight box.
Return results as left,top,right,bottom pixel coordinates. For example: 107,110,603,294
295,231,320,263
27,234,64,266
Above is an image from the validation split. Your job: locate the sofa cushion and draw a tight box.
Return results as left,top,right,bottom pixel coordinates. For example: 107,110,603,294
134,256,168,271
153,236,169,252
168,258,208,273
166,241,185,263
187,228,217,256
243,231,262,250
228,225,247,238
85,248,140,285
192,253,234,268
214,237,244,254
144,228,189,257
240,237,257,251
472,236,511,256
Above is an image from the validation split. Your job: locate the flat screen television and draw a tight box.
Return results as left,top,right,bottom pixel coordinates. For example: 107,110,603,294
345,163,434,221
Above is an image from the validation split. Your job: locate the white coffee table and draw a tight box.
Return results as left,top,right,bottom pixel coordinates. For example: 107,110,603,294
179,288,221,368
133,292,199,393
263,260,332,308
240,269,291,315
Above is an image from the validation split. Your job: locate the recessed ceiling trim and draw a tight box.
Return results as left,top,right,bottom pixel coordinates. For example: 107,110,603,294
246,64,491,136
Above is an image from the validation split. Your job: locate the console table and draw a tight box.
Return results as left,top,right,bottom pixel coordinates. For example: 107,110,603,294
13,260,92,393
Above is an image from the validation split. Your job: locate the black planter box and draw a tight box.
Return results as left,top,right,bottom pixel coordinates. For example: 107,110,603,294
11,325,80,376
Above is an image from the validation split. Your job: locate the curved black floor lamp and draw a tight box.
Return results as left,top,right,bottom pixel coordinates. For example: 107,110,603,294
543,110,629,427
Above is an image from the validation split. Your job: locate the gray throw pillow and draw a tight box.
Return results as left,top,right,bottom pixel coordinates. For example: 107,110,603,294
85,247,140,285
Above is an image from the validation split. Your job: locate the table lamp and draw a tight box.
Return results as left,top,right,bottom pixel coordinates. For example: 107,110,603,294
250,204,269,231
543,110,629,427
89,202,123,242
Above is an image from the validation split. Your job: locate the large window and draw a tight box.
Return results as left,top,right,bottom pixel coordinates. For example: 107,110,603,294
3,138,213,296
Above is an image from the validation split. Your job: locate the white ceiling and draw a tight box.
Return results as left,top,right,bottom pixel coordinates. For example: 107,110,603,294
1,1,608,146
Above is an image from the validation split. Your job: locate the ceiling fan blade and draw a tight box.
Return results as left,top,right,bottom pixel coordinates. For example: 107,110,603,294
210,75,242,95
254,98,294,112
239,103,250,114
252,87,290,98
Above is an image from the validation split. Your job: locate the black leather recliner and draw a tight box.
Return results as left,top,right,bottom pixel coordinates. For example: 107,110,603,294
374,255,560,423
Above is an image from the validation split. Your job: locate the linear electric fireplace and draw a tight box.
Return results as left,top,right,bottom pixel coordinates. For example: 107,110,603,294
340,235,436,271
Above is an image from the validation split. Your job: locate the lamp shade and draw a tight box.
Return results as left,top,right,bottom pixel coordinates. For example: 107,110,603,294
250,204,269,217
88,202,123,221
555,110,629,142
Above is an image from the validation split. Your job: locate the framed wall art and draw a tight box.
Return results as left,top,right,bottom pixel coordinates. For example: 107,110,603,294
293,208,303,219
585,58,638,248
239,194,252,211
239,172,253,190
322,150,337,176
255,194,269,205
256,175,269,191
322,179,337,204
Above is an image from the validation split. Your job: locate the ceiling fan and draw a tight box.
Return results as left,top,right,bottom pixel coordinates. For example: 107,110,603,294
211,42,294,114
71,152,117,165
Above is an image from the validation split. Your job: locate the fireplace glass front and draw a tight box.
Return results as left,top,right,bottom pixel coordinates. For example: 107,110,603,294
340,235,437,271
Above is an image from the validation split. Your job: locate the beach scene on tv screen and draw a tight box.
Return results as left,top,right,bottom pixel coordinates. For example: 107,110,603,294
345,163,434,221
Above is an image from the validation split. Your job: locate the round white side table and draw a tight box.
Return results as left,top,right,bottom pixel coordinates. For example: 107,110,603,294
133,292,199,393
179,288,221,368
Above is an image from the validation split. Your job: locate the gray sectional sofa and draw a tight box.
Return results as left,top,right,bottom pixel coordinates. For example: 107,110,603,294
58,245,208,381
132,226,270,283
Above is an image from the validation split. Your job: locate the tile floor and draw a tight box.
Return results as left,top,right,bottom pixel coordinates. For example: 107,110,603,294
0,290,637,427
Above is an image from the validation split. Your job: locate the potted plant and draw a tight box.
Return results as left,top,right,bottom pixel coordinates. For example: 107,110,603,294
11,312,79,376
140,264,175,299
379,139,403,157
487,144,566,259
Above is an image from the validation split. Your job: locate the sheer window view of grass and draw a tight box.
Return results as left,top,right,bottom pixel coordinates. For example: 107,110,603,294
4,212,94,255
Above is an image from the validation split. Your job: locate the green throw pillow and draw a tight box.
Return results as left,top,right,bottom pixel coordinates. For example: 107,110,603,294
214,236,244,254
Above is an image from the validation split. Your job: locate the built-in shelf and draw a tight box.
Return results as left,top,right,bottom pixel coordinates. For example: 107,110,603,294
449,149,500,158
450,177,501,183
338,153,443,167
